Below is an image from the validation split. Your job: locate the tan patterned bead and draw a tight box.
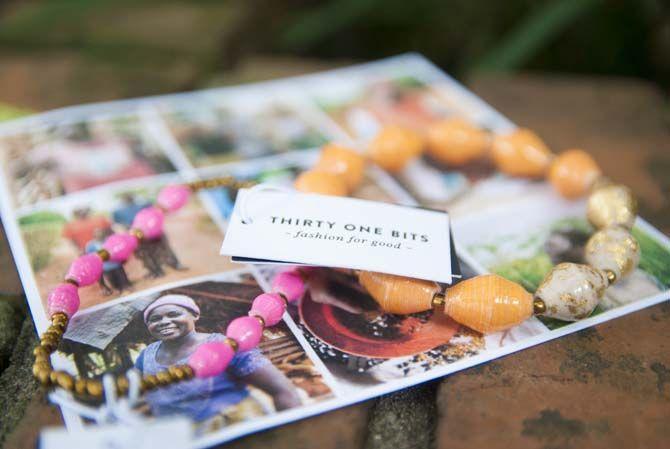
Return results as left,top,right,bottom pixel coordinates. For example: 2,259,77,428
86,379,103,397
585,226,640,281
534,263,607,321
587,183,637,229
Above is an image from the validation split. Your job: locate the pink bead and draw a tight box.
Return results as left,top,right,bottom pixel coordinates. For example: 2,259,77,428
226,316,263,352
131,206,164,240
271,271,305,303
66,253,103,286
102,233,138,263
249,293,286,326
47,283,80,318
187,342,234,378
157,184,191,212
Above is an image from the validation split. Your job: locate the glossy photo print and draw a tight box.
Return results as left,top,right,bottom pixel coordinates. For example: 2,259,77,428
54,271,333,436
0,114,176,208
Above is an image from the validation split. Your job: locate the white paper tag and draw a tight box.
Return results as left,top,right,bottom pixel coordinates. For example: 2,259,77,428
220,188,456,283
40,418,193,449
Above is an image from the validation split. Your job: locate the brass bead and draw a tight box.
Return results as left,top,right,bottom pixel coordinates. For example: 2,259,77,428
39,338,57,352
180,365,195,380
252,314,265,328
167,366,187,381
224,338,239,352
33,362,52,378
55,372,75,391
587,183,637,229
75,378,88,395
431,292,446,308
96,248,110,261
277,293,289,308
64,277,80,287
116,376,129,395
33,346,49,358
533,298,547,315
51,312,69,326
155,371,172,386
130,228,144,241
142,374,159,391
50,321,67,334
86,380,103,397
34,368,52,386
604,269,616,285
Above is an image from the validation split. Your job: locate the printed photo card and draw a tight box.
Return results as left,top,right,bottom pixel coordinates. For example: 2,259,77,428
0,53,668,447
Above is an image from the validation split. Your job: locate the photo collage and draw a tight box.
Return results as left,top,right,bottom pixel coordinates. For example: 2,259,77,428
0,54,668,446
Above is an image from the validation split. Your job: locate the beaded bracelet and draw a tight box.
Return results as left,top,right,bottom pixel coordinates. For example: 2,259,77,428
34,123,640,401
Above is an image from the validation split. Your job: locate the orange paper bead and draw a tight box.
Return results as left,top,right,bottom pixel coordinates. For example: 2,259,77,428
314,143,366,191
368,125,424,173
548,149,601,199
426,118,490,166
443,274,533,333
358,271,440,315
491,128,552,178
294,170,348,196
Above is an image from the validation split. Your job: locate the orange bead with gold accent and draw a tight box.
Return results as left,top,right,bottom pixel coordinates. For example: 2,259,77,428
443,274,534,333
358,271,440,315
368,125,424,173
294,170,348,196
491,128,552,178
548,149,601,199
314,143,366,191
426,118,490,166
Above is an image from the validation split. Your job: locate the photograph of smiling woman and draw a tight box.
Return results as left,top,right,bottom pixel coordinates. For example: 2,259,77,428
136,294,301,429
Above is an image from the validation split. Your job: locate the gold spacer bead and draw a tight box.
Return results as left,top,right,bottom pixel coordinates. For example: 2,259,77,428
64,278,80,287
155,371,172,386
75,378,88,395
130,228,144,241
277,292,289,308
116,376,129,395
180,365,195,380
51,312,69,326
431,292,446,308
34,368,52,386
604,269,617,285
96,248,110,261
141,374,159,391
33,346,49,358
33,362,52,378
533,298,547,315
167,366,187,381
252,314,265,328
86,379,103,397
224,337,239,352
55,372,75,391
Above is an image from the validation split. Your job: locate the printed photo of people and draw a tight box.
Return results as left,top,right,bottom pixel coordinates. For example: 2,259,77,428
0,115,176,207
454,197,670,328
257,260,544,394
55,272,332,434
303,59,552,217
157,89,331,168
201,152,401,222
18,180,236,310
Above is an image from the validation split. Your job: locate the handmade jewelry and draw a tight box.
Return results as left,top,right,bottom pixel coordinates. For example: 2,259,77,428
35,122,640,400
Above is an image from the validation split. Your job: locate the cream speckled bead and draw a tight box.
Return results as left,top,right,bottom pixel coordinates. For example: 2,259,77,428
534,263,607,321
585,226,640,281
587,183,637,229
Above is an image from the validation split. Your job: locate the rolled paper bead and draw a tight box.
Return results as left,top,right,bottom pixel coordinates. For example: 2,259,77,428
358,271,439,315
585,226,640,281
443,274,533,334
188,342,234,378
368,125,424,173
226,316,263,352
314,143,366,191
131,206,165,240
272,271,306,303
156,184,191,212
102,233,138,263
249,293,286,326
425,118,490,166
294,170,348,196
548,149,601,199
65,253,103,286
490,128,552,178
587,183,637,229
47,283,80,318
534,263,607,321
